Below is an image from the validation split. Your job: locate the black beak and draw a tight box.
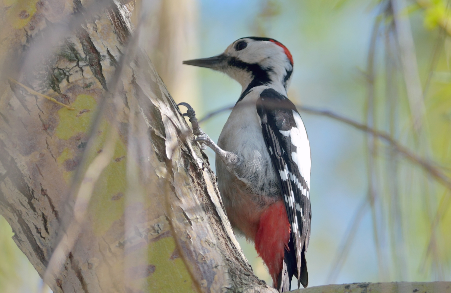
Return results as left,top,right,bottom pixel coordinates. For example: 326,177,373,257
183,54,227,70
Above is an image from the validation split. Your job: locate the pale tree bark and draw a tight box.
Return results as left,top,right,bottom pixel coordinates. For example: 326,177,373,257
0,0,271,292
0,1,449,293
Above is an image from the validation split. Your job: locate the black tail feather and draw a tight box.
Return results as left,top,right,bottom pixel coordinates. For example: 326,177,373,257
278,258,290,292
299,247,308,288
278,236,298,292
277,237,308,292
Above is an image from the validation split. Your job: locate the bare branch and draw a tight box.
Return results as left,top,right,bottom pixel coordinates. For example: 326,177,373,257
300,106,451,192
8,79,75,110
198,103,451,192
364,16,386,280
391,0,425,131
384,15,407,280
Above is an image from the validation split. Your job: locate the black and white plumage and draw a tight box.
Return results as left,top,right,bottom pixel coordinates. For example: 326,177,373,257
257,88,311,288
182,37,311,291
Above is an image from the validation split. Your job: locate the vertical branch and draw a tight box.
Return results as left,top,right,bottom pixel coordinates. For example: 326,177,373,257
364,16,387,281
421,190,451,277
391,0,425,132
419,2,451,278
384,17,407,280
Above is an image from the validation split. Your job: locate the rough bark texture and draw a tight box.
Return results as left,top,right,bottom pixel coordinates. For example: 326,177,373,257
0,0,272,292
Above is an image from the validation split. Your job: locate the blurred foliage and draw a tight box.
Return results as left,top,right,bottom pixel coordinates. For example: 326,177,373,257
302,0,451,283
0,216,20,292
375,0,451,280
419,0,451,32
252,0,282,37
0,216,41,293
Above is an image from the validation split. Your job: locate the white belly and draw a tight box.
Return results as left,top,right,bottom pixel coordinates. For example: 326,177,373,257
215,88,281,236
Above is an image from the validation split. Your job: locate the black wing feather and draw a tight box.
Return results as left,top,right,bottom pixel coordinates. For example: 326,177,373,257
256,88,311,290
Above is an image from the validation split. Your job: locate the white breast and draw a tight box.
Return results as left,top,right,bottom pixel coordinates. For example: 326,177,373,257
216,87,280,198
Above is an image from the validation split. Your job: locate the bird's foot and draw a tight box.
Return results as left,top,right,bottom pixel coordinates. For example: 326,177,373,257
178,102,240,170
193,132,214,150
178,102,209,150
178,102,202,135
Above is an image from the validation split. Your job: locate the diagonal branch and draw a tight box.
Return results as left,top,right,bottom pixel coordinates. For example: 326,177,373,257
299,106,451,191
198,103,451,192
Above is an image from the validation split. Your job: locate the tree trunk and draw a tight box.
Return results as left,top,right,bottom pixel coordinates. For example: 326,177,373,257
0,0,272,292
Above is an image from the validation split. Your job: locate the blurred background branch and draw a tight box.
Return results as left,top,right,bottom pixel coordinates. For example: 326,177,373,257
198,102,451,193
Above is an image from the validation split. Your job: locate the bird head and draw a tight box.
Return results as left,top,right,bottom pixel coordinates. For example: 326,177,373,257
183,37,294,94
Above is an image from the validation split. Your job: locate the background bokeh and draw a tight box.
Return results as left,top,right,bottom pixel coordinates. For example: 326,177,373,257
1,0,450,291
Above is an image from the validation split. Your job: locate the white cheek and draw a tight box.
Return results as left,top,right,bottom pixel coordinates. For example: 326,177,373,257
226,67,253,89
237,46,268,64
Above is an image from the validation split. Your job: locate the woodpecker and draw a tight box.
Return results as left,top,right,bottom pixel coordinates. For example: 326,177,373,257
181,37,311,291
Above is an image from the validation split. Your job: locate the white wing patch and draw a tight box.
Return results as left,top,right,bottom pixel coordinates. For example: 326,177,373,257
292,219,298,233
289,190,295,207
290,110,311,189
278,111,311,191
296,203,303,216
279,166,289,181
280,129,290,137
289,171,307,198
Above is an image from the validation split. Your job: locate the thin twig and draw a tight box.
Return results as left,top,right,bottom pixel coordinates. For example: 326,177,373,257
421,189,451,271
385,16,407,279
364,16,386,280
8,78,75,110
392,0,425,132
198,106,234,123
422,26,446,99
302,106,451,191
42,128,118,289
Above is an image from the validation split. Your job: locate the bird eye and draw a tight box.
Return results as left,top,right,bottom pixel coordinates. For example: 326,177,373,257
235,41,247,51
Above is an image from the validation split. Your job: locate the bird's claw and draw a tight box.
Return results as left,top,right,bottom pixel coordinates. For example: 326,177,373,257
178,102,208,148
178,102,201,135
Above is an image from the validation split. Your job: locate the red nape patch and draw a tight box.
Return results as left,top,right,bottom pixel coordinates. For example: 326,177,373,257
255,201,290,286
269,39,293,65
